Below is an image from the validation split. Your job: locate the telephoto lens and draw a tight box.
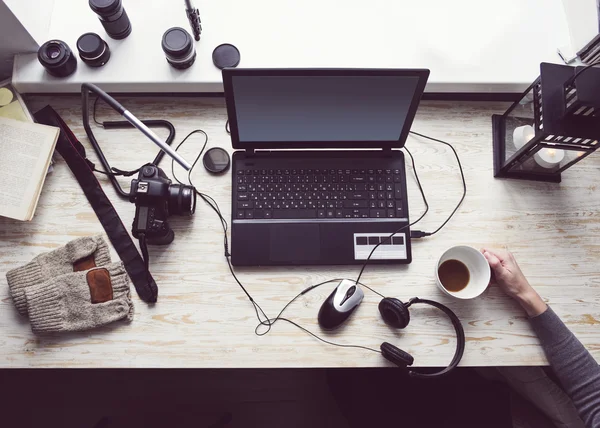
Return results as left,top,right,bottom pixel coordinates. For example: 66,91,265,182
77,33,111,67
89,0,132,40
38,40,78,78
161,27,196,70
168,184,196,216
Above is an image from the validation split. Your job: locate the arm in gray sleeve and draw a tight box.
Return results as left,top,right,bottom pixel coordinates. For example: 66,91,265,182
530,306,600,428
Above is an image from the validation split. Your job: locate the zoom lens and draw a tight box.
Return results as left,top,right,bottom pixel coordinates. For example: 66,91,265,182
38,40,77,78
161,27,196,70
168,184,196,216
77,33,111,67
89,0,132,40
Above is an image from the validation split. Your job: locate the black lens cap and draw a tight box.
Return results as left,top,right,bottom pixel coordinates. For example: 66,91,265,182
203,147,231,174
162,27,193,58
89,0,121,15
77,33,104,58
212,44,240,69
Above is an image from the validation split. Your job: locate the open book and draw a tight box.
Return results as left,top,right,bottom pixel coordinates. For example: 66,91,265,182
0,117,59,221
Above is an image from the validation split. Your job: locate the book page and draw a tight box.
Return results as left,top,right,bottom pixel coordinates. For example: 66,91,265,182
0,117,59,221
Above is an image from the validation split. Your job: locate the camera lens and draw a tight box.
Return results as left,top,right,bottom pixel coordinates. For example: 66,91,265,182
38,40,77,78
161,27,196,70
168,184,196,216
77,33,111,67
89,0,132,40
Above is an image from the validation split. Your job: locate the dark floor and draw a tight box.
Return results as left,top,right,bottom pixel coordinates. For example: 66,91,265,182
0,368,512,428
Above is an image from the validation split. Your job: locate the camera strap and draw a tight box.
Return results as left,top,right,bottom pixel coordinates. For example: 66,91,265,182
34,106,158,303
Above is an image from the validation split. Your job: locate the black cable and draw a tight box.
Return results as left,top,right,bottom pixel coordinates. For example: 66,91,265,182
408,131,466,236
170,129,384,352
568,60,600,86
403,146,429,219
354,146,431,285
169,128,465,356
266,318,381,354
170,129,208,185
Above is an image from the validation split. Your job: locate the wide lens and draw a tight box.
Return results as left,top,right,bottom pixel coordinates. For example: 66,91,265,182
38,40,78,78
47,46,61,59
168,184,196,216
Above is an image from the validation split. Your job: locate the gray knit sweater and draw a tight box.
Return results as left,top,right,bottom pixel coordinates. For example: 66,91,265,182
530,307,600,428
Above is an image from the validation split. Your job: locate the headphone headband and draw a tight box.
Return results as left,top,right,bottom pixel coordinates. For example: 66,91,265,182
381,297,465,378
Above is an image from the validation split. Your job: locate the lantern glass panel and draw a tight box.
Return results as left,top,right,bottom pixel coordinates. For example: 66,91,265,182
503,87,536,165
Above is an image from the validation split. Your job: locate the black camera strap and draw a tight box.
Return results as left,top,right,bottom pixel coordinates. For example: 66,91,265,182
34,105,158,303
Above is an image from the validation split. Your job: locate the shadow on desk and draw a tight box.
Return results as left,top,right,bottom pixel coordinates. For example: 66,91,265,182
0,368,521,428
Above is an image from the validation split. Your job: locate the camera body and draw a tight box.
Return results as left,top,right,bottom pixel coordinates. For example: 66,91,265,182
130,165,196,245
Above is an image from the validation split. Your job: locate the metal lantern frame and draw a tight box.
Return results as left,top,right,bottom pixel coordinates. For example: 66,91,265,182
492,62,600,183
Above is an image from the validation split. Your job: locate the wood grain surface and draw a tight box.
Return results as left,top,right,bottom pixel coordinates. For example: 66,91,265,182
1,95,599,368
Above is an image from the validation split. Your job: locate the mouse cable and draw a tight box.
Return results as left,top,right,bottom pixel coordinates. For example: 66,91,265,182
168,127,464,355
169,129,386,354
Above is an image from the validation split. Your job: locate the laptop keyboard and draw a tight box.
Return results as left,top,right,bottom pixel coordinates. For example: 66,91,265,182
234,168,405,220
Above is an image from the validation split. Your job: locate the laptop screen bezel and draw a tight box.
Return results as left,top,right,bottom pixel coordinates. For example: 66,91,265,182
222,68,430,150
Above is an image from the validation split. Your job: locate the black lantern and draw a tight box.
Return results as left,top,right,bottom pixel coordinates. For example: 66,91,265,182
492,62,600,182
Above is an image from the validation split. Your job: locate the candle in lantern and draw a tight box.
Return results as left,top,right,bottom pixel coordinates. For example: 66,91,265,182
534,148,565,169
512,125,535,150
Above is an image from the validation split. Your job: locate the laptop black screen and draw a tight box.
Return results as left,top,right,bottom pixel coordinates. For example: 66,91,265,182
223,69,429,149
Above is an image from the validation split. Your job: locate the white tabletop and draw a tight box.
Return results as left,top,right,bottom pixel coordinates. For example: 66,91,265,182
10,0,572,94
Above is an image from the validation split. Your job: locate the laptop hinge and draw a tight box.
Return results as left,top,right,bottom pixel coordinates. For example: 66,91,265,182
382,147,393,156
245,148,255,156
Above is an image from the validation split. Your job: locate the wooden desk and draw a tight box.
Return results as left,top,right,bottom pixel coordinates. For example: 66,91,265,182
1,96,599,368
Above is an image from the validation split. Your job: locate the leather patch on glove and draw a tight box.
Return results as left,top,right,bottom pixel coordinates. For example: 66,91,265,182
73,255,97,272
86,268,113,304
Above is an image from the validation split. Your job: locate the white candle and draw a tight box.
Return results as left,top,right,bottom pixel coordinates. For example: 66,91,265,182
534,148,565,169
512,125,535,150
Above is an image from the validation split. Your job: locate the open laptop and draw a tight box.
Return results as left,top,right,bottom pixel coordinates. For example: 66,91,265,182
223,68,429,266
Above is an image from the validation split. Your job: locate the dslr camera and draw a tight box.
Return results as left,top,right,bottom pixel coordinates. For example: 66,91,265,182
130,164,196,245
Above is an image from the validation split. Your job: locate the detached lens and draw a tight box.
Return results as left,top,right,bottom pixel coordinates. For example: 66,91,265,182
77,33,111,67
162,27,196,70
168,184,196,216
38,40,77,78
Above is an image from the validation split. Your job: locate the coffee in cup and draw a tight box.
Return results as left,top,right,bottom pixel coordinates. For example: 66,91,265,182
435,246,490,299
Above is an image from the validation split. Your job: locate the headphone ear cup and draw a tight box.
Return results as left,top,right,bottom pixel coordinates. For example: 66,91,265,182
381,342,414,368
378,297,410,329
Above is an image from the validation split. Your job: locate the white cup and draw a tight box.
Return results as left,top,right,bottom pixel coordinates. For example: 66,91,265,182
435,246,491,299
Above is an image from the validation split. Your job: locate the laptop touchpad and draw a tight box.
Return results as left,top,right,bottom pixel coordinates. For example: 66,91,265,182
270,224,321,262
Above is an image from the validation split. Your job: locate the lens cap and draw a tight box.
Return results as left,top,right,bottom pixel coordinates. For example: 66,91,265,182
89,0,121,16
77,33,104,58
212,44,240,69
162,27,193,58
203,147,231,174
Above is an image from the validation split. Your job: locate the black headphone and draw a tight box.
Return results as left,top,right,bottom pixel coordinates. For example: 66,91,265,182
377,297,465,378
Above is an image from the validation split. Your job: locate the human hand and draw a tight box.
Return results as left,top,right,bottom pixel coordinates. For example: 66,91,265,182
481,248,547,317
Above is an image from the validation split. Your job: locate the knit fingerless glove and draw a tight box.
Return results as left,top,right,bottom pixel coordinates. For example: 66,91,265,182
6,235,111,316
